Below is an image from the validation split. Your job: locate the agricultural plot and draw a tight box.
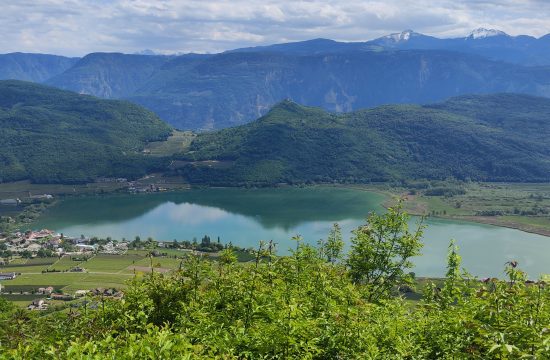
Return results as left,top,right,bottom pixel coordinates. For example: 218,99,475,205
83,254,145,273
47,256,85,271
0,250,215,306
124,257,182,273
0,257,57,273
1,272,134,294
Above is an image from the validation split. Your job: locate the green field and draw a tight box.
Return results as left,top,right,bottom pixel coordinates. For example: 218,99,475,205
82,254,145,273
47,256,85,271
370,182,550,236
144,130,195,156
0,252,190,304
0,257,57,273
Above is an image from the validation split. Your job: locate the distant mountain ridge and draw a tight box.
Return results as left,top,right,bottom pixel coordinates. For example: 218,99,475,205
0,53,79,83
232,28,550,65
2,28,550,130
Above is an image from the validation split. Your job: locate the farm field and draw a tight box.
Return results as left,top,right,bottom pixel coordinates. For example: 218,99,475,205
0,252,189,305
0,246,256,308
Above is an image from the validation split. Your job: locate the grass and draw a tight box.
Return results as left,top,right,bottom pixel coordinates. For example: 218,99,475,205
375,182,550,236
143,130,195,156
3,272,133,292
0,258,56,274
133,257,182,268
82,254,145,273
48,256,85,271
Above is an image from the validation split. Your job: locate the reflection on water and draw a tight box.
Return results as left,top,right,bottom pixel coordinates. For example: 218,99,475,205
162,203,230,225
32,187,550,278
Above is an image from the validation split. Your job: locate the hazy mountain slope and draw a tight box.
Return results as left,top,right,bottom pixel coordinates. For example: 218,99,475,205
0,53,79,82
46,53,172,98
128,50,550,129
176,94,550,185
0,80,172,183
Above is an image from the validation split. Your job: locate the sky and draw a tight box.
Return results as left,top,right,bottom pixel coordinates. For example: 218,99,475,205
2,0,550,56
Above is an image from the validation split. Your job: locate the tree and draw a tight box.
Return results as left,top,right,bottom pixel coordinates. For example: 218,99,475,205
347,202,424,301
319,223,344,264
37,248,53,258
19,250,33,259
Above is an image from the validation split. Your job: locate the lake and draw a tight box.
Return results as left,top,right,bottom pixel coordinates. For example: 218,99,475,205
32,187,550,278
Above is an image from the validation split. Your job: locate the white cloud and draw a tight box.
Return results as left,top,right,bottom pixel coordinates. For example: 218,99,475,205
0,0,549,56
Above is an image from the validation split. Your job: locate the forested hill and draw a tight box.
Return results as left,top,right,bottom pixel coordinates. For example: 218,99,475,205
0,80,172,183
178,94,550,185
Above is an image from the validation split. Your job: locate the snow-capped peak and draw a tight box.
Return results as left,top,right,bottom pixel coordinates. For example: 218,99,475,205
384,30,418,42
468,28,508,39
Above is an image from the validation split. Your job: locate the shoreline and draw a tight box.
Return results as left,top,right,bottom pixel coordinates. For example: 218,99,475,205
335,184,550,238
4,181,550,239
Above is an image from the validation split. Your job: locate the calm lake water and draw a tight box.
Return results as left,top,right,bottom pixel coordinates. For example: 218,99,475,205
33,187,550,278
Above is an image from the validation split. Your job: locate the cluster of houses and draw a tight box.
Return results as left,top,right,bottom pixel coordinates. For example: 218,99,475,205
0,281,125,311
73,238,129,254
128,183,168,194
2,228,63,254
26,287,124,311
1,229,129,258
94,177,168,194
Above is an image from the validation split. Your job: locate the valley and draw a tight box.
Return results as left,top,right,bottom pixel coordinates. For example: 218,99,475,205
2,16,550,357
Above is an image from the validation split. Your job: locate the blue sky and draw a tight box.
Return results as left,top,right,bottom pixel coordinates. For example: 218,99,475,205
2,0,550,56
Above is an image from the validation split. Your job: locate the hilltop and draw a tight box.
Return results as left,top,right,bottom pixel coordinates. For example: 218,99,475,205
0,80,172,183
176,94,550,184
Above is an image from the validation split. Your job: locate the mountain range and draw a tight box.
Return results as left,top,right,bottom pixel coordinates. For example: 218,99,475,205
1,29,550,130
230,28,550,65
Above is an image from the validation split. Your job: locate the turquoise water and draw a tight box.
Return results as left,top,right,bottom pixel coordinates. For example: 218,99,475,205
33,187,550,278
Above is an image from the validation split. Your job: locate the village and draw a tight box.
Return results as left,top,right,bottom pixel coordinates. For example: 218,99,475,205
0,228,130,258
0,228,132,310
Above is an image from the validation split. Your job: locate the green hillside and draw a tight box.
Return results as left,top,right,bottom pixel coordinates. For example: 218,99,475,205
177,94,550,185
0,80,172,183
